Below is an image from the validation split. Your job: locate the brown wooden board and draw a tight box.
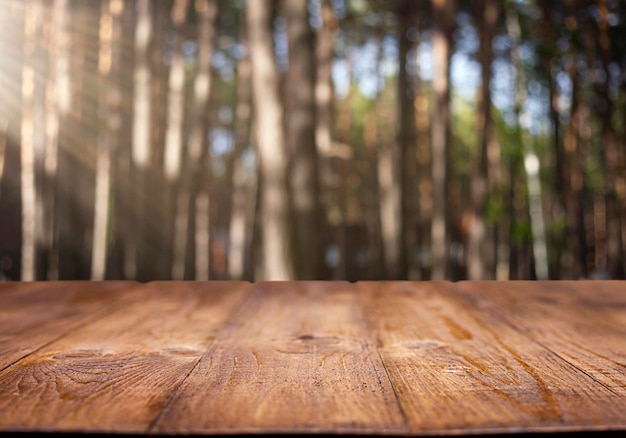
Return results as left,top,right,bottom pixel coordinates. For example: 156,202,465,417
0,281,251,433
454,280,626,398
357,281,626,435
1,280,625,436
0,281,139,371
151,281,407,435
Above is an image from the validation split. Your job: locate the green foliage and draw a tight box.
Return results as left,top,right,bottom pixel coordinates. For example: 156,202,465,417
5,0,626,281
451,91,478,176
547,214,568,238
485,189,505,224
510,220,532,244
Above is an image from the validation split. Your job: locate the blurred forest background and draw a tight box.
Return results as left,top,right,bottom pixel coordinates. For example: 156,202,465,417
0,0,625,282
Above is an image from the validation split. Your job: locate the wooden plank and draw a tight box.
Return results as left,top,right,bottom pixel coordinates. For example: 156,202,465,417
0,281,139,371
0,281,251,434
357,281,626,435
151,281,407,435
454,280,626,396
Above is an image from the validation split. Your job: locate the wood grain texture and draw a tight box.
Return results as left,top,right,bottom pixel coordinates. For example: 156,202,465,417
454,281,626,397
357,281,626,435
0,281,139,371
0,280,625,436
0,281,250,433
151,281,407,435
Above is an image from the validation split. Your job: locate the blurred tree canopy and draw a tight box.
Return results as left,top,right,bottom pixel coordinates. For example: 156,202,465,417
0,0,625,281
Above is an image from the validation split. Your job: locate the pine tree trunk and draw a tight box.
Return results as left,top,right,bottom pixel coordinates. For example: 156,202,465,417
364,107,382,280
163,0,188,181
39,0,69,280
314,0,336,280
0,119,6,205
562,8,585,278
168,0,190,280
508,6,548,280
596,0,624,278
192,0,217,280
285,0,321,280
129,0,153,280
247,0,294,280
91,0,123,280
414,69,432,280
132,0,152,171
430,0,456,280
20,0,41,280
397,0,417,280
467,0,498,280
228,9,252,280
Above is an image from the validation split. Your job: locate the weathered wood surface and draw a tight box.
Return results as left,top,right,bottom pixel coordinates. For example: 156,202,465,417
0,280,625,436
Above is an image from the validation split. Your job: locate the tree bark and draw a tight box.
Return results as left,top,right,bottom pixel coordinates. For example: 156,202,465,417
397,0,417,280
129,0,153,280
20,0,42,280
364,105,382,280
168,0,190,280
91,0,123,280
595,0,624,278
508,6,548,280
163,0,189,181
415,62,432,280
467,0,499,280
192,0,217,280
285,0,321,280
333,59,354,281
377,56,402,279
430,0,456,280
170,0,217,280
228,9,253,280
132,0,152,171
247,0,295,280
40,0,69,280
313,0,338,280
560,4,585,278
0,120,5,203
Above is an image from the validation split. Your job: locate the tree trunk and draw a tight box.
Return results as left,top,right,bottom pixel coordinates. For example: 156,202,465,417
397,0,417,280
0,119,6,205
168,0,190,280
430,0,456,280
170,0,217,280
508,6,548,280
132,0,152,171
367,31,401,281
192,0,217,280
228,9,252,280
20,0,41,280
285,0,321,280
227,146,251,280
130,0,153,280
314,0,336,280
561,4,585,278
91,0,123,280
364,106,382,280
247,0,294,280
194,189,210,280
377,111,402,279
537,0,569,279
40,0,68,280
56,1,94,280
334,59,354,281
595,0,624,278
415,65,432,280
467,0,499,280
164,0,189,181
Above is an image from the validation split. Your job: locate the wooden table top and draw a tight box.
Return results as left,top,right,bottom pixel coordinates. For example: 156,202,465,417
1,280,625,436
